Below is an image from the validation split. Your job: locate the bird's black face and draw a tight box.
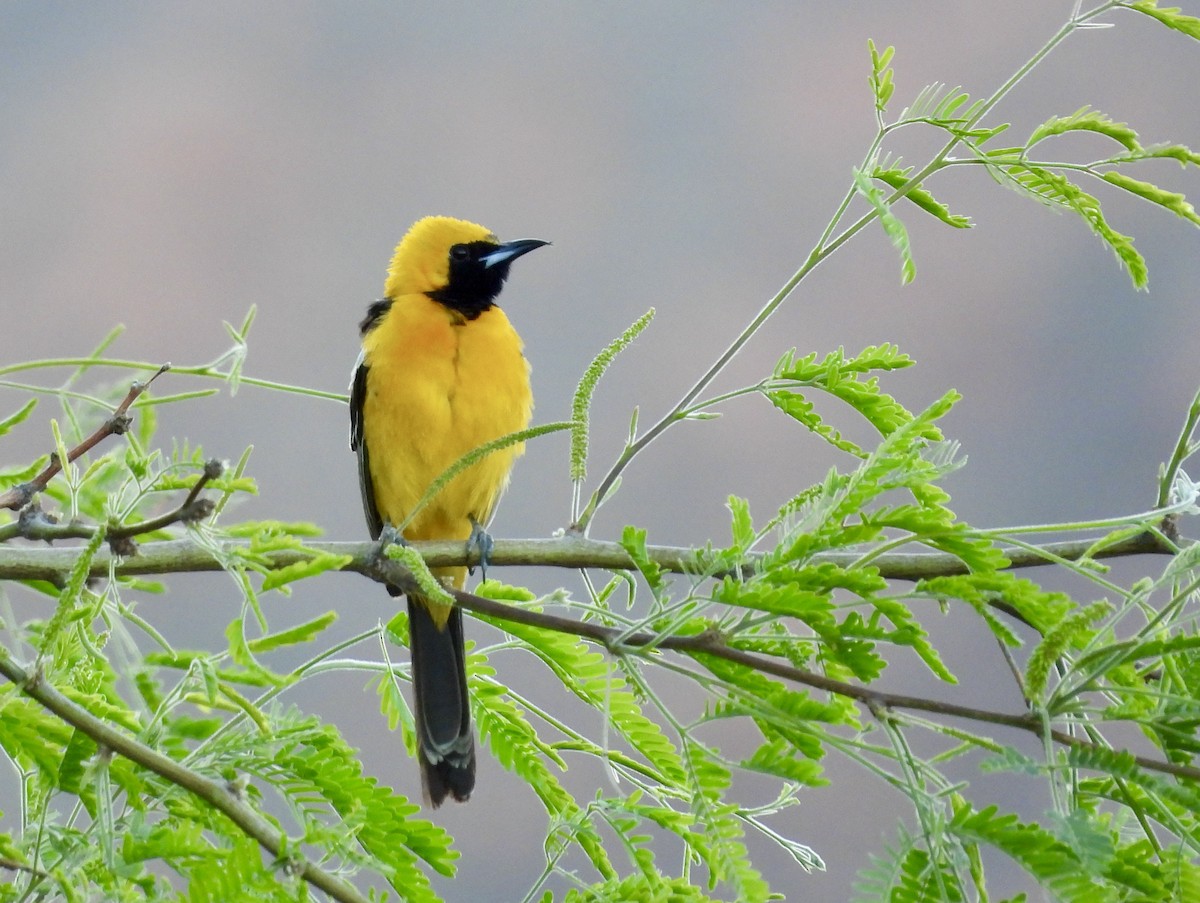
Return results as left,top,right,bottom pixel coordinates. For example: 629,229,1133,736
428,238,548,319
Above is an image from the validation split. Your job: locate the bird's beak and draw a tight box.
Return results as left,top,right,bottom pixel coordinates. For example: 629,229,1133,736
481,238,550,269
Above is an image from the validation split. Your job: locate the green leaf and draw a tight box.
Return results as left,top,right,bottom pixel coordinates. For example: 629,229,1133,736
768,344,922,456
1001,163,1148,289
854,167,916,284
0,698,72,774
57,729,98,795
868,39,895,112
259,550,353,592
919,572,1069,637
491,616,686,785
742,738,827,787
1129,1,1200,41
222,519,324,538
620,524,665,594
0,398,37,437
950,802,1102,902
471,668,616,880
1102,171,1200,226
727,495,755,550
0,455,49,490
680,742,773,901
273,721,456,894
1028,107,1141,152
873,166,973,228
224,618,287,685
1112,141,1200,167
246,611,338,653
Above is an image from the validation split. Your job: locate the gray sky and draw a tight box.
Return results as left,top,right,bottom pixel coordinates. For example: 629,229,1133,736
2,3,1198,899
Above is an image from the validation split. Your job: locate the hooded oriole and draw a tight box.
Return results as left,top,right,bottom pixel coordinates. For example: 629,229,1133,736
350,216,546,805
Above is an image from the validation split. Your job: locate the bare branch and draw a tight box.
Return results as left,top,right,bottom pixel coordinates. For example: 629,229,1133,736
0,365,170,512
0,528,1176,584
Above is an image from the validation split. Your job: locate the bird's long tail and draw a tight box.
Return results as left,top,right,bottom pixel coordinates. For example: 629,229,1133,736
407,595,475,806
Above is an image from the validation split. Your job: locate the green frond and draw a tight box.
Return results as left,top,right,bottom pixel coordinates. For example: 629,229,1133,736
571,308,655,481
246,611,338,653
563,871,724,903
1000,163,1148,289
1027,106,1141,152
471,669,616,879
872,166,973,228
868,39,895,113
38,525,107,660
223,617,289,686
680,742,773,902
183,834,284,902
852,837,917,903
272,721,456,896
0,455,49,491
853,167,916,284
0,398,37,437
485,614,686,785
620,524,666,594
950,802,1103,902
1024,601,1112,702
1126,1,1200,41
0,697,72,774
919,571,1069,637
1102,171,1200,227
1110,141,1200,167
768,344,921,456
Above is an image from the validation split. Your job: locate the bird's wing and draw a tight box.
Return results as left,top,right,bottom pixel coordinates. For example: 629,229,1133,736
349,350,384,540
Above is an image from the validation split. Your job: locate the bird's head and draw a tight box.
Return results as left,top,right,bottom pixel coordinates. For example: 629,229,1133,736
384,216,548,319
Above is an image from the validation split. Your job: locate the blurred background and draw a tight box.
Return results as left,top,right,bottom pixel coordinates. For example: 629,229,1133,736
2,2,1198,899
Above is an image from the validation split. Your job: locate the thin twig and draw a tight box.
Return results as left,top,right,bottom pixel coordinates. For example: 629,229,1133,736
0,365,170,511
0,458,223,552
447,582,1200,784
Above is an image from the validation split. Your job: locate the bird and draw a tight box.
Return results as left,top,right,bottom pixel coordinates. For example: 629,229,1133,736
349,215,546,806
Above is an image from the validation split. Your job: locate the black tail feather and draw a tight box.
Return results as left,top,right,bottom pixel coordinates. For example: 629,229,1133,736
407,596,475,806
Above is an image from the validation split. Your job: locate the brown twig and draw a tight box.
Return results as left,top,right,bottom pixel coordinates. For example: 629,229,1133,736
443,582,1200,783
0,364,170,512
0,457,222,554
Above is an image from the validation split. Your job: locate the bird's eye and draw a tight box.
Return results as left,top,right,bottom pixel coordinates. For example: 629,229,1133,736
449,244,470,262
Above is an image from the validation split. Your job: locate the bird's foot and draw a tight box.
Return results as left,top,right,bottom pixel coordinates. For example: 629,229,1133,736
466,518,494,580
372,523,407,567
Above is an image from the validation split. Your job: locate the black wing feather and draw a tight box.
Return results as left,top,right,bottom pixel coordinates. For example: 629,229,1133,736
349,354,383,540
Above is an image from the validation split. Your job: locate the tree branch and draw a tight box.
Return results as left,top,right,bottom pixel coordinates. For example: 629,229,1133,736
448,582,1200,784
2,525,1188,783
0,527,1175,584
0,649,371,903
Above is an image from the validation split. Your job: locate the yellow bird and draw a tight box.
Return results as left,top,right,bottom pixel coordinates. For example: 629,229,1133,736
350,216,546,805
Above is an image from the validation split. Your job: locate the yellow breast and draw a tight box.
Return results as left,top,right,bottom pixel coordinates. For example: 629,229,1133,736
360,294,532,556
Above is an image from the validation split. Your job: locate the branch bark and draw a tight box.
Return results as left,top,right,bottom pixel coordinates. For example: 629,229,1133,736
0,527,1174,584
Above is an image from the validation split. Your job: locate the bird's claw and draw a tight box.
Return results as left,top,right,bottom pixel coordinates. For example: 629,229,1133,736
466,519,494,580
372,523,407,567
